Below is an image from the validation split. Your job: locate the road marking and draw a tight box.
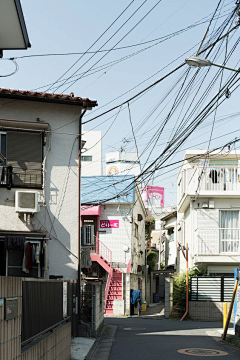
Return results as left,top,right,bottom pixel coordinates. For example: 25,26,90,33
124,327,146,330
177,348,228,356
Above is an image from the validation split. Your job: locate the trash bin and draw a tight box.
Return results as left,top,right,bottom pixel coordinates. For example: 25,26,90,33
153,293,159,303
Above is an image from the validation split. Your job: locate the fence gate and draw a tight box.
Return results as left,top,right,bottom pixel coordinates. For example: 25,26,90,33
190,276,235,302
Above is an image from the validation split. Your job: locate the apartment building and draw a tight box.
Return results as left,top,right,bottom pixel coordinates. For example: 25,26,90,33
81,175,146,315
0,88,97,279
177,150,240,275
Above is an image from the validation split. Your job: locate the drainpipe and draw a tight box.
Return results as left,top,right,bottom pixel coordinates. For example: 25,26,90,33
78,109,86,333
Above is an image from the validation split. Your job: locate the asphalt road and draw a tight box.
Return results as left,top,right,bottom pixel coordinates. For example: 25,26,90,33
105,317,240,360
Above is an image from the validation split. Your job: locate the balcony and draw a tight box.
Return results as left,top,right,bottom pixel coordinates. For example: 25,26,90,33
178,166,240,212
194,228,240,261
0,166,42,189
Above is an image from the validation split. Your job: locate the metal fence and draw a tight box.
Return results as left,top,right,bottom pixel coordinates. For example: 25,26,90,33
190,276,235,302
22,280,64,343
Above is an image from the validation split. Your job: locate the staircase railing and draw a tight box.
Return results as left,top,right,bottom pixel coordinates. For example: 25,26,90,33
93,236,112,264
105,267,113,311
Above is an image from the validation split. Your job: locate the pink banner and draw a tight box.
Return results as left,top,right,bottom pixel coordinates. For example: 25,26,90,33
100,220,119,229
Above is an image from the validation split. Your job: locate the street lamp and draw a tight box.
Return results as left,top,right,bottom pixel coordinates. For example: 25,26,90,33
185,56,240,73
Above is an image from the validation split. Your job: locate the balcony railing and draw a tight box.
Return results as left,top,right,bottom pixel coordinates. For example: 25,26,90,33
195,228,240,255
199,166,240,192
0,165,42,189
178,166,240,204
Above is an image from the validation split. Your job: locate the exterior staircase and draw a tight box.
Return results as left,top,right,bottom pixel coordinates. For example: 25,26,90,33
90,240,122,315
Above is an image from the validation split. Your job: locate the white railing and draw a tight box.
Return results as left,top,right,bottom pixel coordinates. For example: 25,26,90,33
178,166,240,202
199,166,240,191
196,228,240,255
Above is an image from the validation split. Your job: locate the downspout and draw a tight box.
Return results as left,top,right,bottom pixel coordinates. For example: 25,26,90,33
78,109,86,331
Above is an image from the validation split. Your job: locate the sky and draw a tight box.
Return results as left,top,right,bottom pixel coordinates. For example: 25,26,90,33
1,0,240,207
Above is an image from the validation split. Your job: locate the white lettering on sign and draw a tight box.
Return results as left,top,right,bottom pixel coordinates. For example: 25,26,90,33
100,220,119,229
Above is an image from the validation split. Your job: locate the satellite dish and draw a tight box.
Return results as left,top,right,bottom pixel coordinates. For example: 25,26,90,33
123,245,129,252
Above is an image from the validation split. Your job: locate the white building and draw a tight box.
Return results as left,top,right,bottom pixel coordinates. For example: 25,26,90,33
105,151,140,176
82,130,102,176
177,150,240,275
0,88,97,279
81,175,146,315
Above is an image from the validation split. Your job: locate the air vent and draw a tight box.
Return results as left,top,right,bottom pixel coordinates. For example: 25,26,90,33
15,191,39,213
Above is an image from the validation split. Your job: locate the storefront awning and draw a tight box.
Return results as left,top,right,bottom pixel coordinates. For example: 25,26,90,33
81,205,101,216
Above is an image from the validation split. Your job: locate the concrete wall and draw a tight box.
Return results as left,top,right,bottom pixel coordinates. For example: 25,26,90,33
0,100,84,279
165,277,173,319
131,190,146,274
0,276,71,360
189,301,234,322
82,131,102,176
123,273,146,316
0,276,22,360
20,323,71,360
93,284,104,334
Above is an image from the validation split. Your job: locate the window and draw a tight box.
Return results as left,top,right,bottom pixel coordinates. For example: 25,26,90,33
220,211,239,252
0,130,43,189
82,224,94,245
81,156,92,162
134,223,139,238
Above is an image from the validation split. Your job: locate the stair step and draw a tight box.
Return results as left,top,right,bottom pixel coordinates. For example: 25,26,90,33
105,309,113,314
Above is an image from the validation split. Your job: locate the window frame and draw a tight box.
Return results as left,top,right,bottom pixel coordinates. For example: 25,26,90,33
82,224,94,246
1,129,43,189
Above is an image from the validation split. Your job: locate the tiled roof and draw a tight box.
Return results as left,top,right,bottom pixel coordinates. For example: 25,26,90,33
0,88,97,108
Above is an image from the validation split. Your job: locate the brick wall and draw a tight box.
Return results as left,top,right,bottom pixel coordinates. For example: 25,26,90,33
189,301,234,322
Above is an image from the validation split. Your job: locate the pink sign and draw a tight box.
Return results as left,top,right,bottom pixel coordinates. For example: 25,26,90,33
141,186,164,208
100,220,119,229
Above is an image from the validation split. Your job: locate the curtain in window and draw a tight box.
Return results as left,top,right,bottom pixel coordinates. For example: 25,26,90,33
220,211,239,252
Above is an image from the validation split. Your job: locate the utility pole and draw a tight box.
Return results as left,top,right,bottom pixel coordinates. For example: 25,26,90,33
180,243,189,321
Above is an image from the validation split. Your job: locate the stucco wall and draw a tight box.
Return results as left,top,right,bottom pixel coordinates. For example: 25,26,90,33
0,100,83,279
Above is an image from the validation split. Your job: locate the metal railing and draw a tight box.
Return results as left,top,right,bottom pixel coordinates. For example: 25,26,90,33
105,267,113,312
196,228,240,255
0,165,42,189
91,238,112,264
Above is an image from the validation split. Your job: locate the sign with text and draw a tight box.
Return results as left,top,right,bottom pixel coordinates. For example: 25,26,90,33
141,186,164,208
100,220,119,229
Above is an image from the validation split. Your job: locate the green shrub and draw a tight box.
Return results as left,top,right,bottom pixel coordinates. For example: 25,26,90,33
147,251,157,270
173,268,204,316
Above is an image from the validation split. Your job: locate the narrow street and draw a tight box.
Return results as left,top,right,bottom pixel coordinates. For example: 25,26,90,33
105,317,240,360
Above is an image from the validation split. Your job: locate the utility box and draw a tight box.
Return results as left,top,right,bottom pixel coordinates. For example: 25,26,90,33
5,298,18,320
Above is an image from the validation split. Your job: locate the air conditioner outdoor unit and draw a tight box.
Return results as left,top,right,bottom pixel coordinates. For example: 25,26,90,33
15,191,40,213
